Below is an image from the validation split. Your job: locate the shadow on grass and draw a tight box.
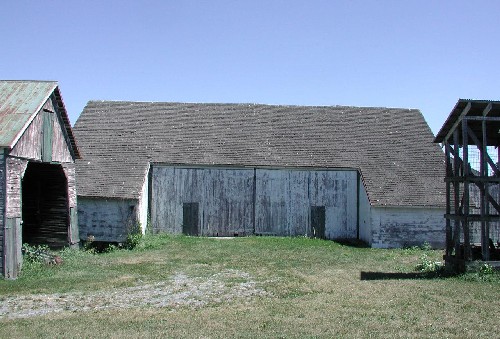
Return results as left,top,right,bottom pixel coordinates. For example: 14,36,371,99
360,271,454,281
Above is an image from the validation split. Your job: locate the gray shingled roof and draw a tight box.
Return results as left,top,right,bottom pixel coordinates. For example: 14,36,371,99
73,101,445,207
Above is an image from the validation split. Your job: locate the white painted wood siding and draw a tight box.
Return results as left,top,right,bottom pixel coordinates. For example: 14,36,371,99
78,198,138,242
358,178,372,244
370,206,446,248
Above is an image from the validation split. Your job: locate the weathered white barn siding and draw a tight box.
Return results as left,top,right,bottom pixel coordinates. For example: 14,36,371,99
358,178,372,244
370,207,445,248
137,164,150,233
255,169,358,238
0,151,5,274
78,198,138,242
150,166,255,236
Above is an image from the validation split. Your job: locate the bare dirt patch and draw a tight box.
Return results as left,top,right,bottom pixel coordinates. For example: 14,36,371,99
0,269,269,319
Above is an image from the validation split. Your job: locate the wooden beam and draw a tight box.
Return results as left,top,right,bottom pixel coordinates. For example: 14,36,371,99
445,214,500,222
483,102,493,116
465,116,500,121
444,102,472,143
481,117,490,260
445,142,453,256
466,127,500,176
445,177,500,183
453,129,461,258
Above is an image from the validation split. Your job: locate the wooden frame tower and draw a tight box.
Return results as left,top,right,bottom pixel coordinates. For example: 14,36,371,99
435,99,500,271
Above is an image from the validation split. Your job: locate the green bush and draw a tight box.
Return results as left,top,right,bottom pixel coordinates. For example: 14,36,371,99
124,222,143,249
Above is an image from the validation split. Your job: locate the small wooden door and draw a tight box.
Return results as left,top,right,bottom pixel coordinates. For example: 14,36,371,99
311,206,325,239
183,203,199,236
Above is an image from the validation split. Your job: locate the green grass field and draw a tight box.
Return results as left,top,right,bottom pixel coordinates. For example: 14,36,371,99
1,235,499,338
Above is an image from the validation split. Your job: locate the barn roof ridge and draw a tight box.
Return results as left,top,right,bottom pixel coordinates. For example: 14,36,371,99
74,101,445,208
84,99,419,112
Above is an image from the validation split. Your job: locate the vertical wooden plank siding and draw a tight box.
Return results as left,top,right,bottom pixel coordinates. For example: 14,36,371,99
69,207,79,246
9,98,73,164
255,169,357,239
0,151,5,275
151,167,255,236
9,110,44,160
150,166,358,239
4,217,21,279
42,110,54,163
51,106,74,163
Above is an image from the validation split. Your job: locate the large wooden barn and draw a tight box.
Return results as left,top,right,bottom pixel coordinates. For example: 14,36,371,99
0,81,80,279
74,101,446,248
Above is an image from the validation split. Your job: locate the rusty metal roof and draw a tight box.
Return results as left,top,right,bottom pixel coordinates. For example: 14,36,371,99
0,80,80,158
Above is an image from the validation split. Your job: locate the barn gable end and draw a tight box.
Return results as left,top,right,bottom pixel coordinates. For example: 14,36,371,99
0,80,80,279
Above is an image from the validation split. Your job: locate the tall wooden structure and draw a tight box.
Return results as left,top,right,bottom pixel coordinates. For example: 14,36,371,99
435,99,500,271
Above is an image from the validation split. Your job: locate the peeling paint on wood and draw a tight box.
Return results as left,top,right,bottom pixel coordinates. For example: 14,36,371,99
370,207,445,248
9,109,44,160
0,151,5,275
78,198,137,242
62,164,77,208
6,157,28,218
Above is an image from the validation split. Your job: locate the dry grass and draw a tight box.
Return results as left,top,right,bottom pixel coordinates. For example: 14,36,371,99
1,235,499,338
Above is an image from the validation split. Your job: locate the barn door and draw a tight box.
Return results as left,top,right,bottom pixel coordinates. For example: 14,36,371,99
182,203,199,236
42,110,53,162
311,206,325,239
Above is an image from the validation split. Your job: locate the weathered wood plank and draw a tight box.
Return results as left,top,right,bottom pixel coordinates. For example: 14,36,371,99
255,169,357,239
62,164,77,208
5,157,28,218
0,151,5,275
151,166,254,236
4,217,22,279
9,109,44,160
52,104,74,163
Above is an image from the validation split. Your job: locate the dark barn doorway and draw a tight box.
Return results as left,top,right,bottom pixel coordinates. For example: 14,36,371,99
182,202,199,236
22,162,69,248
311,206,326,239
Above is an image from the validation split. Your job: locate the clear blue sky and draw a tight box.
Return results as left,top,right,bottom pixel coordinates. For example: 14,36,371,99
1,1,499,134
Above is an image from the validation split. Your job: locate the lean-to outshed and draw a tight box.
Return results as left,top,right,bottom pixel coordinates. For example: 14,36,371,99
0,81,80,279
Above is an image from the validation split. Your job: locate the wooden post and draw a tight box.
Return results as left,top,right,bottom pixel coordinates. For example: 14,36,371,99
462,118,471,261
453,129,461,262
481,118,490,260
445,142,452,257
